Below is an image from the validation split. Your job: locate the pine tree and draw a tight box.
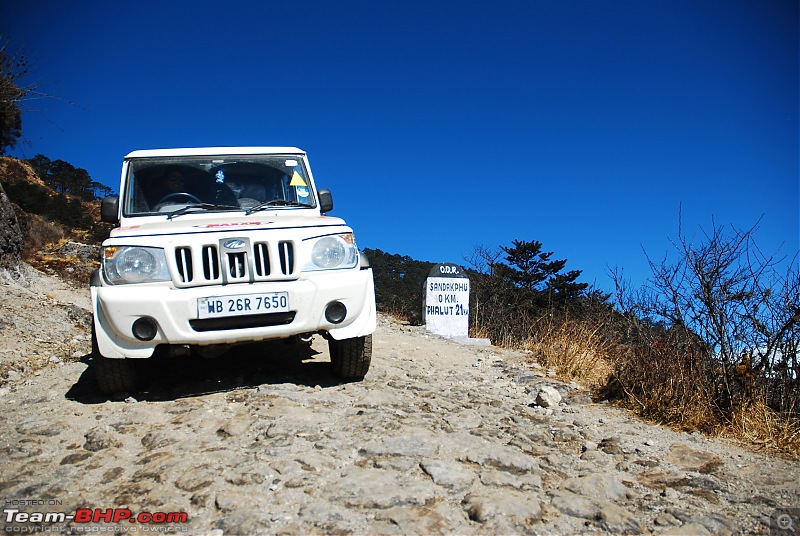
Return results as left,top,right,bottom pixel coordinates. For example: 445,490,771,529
500,239,586,300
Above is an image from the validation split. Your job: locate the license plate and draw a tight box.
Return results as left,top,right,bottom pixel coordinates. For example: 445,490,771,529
197,292,289,319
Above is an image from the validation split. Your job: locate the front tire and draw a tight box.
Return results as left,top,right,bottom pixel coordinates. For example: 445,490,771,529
329,335,372,380
92,324,145,395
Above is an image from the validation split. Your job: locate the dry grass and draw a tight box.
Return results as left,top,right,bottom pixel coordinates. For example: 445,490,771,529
476,313,616,389
14,210,99,286
720,397,800,456
476,310,800,455
601,332,800,455
600,334,722,432
522,318,615,389
28,252,97,287
19,213,67,259
0,157,47,187
385,303,414,325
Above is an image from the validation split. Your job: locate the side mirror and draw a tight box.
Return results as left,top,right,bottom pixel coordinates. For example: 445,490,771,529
101,196,120,223
318,189,333,214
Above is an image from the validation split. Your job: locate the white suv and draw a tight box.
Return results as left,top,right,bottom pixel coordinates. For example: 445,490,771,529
92,147,376,394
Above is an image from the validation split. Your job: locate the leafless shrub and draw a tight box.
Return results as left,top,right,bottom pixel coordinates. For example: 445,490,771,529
599,327,719,431
607,218,799,452
644,219,798,414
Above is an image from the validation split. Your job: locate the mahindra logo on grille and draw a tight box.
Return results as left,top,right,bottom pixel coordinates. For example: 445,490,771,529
223,239,247,249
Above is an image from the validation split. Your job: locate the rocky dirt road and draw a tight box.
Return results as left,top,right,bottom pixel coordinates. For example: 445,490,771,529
1,267,798,535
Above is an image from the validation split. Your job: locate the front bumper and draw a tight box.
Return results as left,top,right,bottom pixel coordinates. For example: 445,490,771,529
92,268,376,359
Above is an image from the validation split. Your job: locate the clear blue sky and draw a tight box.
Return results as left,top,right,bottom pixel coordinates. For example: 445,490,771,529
3,0,798,292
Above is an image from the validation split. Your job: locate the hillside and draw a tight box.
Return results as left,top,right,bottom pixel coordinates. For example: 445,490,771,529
0,156,111,283
0,266,798,534
0,264,92,382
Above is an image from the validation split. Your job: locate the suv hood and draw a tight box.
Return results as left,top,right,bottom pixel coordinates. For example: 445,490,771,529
110,213,348,239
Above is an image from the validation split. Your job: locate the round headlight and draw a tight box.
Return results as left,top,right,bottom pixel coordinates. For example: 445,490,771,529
116,248,160,283
311,236,345,269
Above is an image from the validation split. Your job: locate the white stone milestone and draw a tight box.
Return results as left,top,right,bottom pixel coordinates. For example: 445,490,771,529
424,263,470,338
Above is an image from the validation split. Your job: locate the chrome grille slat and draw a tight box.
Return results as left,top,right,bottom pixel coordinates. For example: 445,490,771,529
254,242,270,276
279,241,293,275
175,247,193,283
227,252,247,279
203,245,220,280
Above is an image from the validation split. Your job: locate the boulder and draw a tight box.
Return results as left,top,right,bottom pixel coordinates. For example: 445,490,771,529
666,443,724,474
58,241,101,263
536,385,562,408
0,182,23,270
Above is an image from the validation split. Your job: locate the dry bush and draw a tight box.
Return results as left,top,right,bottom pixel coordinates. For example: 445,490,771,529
33,237,99,286
0,157,46,187
523,317,615,388
600,330,720,432
606,220,800,453
600,329,800,454
721,396,800,455
472,322,518,349
14,207,99,287
27,252,97,286
385,302,413,325
18,212,67,259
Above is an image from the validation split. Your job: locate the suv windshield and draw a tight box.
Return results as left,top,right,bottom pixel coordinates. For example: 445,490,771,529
123,154,315,216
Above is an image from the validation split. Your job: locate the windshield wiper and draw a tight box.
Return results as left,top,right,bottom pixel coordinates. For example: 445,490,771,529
246,199,310,215
167,203,241,220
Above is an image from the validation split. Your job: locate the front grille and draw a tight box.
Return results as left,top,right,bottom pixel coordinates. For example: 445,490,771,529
171,239,297,288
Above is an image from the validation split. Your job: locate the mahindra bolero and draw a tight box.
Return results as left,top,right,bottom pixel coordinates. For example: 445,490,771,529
92,147,376,394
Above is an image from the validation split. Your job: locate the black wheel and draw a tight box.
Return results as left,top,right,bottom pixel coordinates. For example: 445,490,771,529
92,324,145,395
329,335,372,380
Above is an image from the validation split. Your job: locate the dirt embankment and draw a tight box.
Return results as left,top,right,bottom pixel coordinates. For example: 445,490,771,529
0,266,798,535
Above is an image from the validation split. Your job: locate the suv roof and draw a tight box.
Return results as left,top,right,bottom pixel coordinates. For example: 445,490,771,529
125,147,306,159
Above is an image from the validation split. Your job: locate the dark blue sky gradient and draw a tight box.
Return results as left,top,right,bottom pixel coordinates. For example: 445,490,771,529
3,1,798,291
